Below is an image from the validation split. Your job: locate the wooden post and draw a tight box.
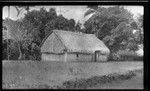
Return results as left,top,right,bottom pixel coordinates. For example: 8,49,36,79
7,6,10,60
94,51,97,62
64,52,67,62
95,51,100,62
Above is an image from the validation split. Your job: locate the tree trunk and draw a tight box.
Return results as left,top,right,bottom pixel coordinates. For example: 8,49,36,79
18,42,23,60
26,6,30,13
8,6,10,18
7,6,10,60
95,30,99,37
8,45,11,60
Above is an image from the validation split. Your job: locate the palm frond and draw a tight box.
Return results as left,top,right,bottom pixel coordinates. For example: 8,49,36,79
84,9,95,17
14,6,23,17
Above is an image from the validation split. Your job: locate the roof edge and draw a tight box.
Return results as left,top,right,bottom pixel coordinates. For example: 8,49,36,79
53,31,68,52
40,31,53,48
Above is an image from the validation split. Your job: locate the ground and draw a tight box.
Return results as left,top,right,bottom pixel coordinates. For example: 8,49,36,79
88,69,143,89
2,61,143,89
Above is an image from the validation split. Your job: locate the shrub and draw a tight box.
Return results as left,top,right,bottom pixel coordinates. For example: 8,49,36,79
108,50,143,61
108,52,120,61
37,84,50,89
60,70,137,89
118,50,143,61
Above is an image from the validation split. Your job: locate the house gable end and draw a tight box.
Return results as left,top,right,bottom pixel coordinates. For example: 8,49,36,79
41,33,66,53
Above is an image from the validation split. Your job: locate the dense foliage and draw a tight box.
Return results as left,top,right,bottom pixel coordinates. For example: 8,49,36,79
3,6,143,61
84,6,143,60
3,7,80,60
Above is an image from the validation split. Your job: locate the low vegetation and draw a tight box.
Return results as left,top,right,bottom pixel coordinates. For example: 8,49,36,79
108,50,143,61
58,70,139,89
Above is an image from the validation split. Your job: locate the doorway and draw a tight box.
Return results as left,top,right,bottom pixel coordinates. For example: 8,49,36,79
94,51,100,62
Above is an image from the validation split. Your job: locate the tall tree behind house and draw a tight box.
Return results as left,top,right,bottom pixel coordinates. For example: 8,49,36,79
84,6,139,53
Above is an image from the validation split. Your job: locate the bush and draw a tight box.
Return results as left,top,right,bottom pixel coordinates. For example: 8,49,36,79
118,50,143,61
60,70,137,89
108,53,120,61
2,41,41,61
108,50,143,61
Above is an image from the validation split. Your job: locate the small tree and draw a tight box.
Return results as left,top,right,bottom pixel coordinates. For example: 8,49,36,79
3,18,30,60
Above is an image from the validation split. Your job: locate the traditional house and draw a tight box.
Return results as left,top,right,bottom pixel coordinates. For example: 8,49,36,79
41,30,110,61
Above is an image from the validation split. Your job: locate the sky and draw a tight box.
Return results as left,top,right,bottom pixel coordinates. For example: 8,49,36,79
3,5,144,25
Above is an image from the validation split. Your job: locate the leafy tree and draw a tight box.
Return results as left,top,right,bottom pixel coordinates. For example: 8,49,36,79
84,6,135,53
137,15,143,28
73,21,83,33
23,7,76,44
20,7,76,60
3,6,81,61
127,15,143,50
2,39,15,60
14,6,36,17
3,18,32,60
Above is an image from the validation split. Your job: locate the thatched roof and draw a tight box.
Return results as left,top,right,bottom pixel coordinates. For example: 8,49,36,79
41,30,110,55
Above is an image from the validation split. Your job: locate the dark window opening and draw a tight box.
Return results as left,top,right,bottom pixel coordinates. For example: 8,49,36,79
76,54,79,57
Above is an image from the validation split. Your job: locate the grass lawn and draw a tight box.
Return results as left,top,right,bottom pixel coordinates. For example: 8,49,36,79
88,69,143,89
2,61,143,89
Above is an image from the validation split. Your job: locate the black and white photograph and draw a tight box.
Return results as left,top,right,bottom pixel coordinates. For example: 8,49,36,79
2,5,144,89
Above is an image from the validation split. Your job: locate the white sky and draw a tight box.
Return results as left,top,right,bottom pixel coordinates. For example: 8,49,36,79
3,5,144,24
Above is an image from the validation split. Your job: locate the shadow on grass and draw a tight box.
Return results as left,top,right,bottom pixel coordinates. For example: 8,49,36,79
58,69,143,89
